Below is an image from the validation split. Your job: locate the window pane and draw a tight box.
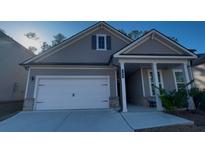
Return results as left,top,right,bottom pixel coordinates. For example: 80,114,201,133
149,71,162,96
151,83,155,95
150,71,161,83
175,72,184,82
98,36,105,49
158,72,161,82
149,72,153,82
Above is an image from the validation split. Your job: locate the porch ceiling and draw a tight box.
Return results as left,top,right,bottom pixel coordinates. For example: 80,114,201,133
125,63,181,75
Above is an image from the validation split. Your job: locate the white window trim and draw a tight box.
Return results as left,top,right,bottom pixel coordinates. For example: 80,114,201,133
148,70,164,96
96,34,107,51
172,69,184,91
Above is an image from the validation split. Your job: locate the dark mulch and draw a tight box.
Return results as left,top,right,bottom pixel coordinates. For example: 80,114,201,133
138,110,205,132
0,101,23,122
0,112,19,121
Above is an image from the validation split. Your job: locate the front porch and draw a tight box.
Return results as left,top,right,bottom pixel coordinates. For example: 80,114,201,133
119,59,195,112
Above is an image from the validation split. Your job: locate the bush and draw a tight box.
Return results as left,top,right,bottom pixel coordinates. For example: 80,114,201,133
199,93,205,111
189,88,201,110
189,88,205,111
159,88,188,111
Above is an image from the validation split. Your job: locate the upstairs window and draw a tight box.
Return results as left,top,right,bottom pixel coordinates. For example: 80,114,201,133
97,35,106,50
91,34,111,50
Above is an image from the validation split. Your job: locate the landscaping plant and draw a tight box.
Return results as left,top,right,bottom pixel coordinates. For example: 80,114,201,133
189,88,205,111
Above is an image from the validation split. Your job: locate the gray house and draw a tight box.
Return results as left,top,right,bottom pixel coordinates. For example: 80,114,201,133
21,22,197,112
0,31,34,104
192,54,205,90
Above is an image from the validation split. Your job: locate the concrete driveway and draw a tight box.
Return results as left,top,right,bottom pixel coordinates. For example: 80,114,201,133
0,109,132,132
0,109,193,132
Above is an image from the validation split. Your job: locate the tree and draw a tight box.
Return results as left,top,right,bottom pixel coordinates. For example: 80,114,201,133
119,28,178,42
0,28,5,33
24,32,39,40
41,42,51,52
118,29,127,36
169,36,178,42
128,30,144,40
28,46,37,53
51,33,66,46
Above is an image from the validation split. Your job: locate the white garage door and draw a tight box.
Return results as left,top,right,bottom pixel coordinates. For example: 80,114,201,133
34,76,110,110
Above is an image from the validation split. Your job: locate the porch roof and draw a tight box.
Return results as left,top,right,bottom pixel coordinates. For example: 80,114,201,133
113,29,197,59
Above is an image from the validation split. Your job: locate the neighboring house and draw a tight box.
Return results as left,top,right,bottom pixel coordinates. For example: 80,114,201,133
0,31,34,103
21,21,197,112
192,54,205,90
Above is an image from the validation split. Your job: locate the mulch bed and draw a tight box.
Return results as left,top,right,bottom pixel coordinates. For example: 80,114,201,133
0,112,19,122
137,110,205,132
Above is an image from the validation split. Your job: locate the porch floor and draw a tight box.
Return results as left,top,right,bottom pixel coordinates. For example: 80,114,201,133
127,104,157,112
122,105,194,131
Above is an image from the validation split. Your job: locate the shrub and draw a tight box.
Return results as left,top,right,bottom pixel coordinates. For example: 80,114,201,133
159,91,175,111
159,89,187,111
172,89,188,108
189,88,201,110
189,88,205,111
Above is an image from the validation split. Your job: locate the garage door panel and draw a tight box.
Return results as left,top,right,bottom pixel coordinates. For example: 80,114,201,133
35,76,110,110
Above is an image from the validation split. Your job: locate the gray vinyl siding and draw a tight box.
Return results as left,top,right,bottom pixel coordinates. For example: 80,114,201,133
0,34,34,102
126,69,143,105
39,28,128,64
142,69,151,96
161,69,176,91
124,67,189,106
26,67,117,100
125,34,189,56
192,63,205,90
142,68,176,97
127,39,178,55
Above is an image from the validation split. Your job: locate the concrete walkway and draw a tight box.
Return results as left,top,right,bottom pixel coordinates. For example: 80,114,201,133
121,112,193,131
0,108,193,132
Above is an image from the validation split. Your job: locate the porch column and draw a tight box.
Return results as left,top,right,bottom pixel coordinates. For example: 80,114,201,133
152,63,163,111
182,62,195,110
120,62,127,112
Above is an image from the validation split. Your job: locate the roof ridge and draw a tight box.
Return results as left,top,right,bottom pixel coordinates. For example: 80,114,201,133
22,21,132,65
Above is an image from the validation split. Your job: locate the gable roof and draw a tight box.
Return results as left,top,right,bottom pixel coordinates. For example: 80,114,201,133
21,21,133,65
0,31,34,56
113,29,198,59
192,53,205,66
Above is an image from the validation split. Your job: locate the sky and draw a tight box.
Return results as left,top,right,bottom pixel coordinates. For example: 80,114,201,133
0,21,205,54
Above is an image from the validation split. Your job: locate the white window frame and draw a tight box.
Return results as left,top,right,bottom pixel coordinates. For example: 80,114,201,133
172,69,185,91
96,34,107,51
148,70,164,96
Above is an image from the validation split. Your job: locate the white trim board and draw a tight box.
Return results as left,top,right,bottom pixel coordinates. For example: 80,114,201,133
147,69,164,96
24,68,30,99
172,69,184,91
30,66,117,70
115,55,196,59
140,68,145,97
114,69,118,97
96,34,107,51
118,58,188,64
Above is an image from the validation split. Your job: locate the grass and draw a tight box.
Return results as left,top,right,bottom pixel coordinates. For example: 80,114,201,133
138,110,205,132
